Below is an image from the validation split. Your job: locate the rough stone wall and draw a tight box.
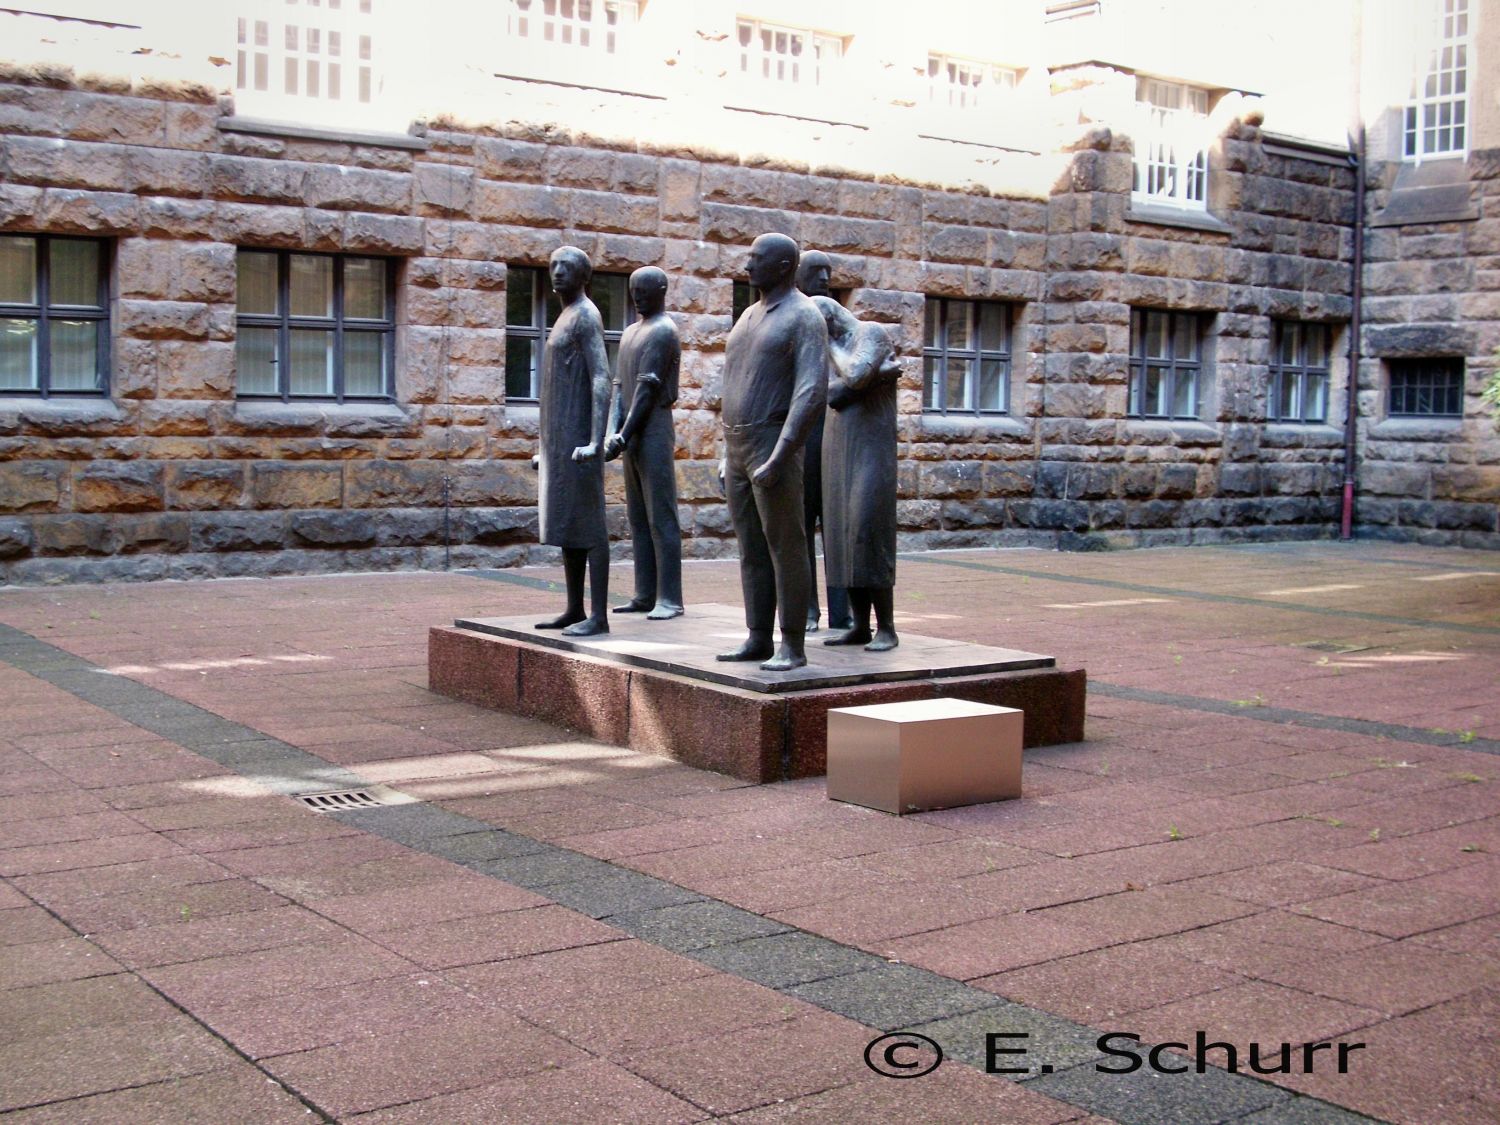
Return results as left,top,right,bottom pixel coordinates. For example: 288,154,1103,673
0,71,1368,583
1356,153,1500,547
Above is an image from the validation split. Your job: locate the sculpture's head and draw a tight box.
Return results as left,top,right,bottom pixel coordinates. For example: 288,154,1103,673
629,265,669,316
746,232,799,292
795,250,832,298
549,245,592,297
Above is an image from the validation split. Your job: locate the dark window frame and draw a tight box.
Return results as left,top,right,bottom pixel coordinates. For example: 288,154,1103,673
0,233,111,398
504,265,632,403
1268,320,1332,424
1129,308,1205,420
921,296,1013,416
234,249,396,403
1388,357,1464,418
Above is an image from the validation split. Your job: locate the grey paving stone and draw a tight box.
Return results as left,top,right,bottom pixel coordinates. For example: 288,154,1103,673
1025,1057,1290,1124
1237,1099,1387,1124
609,900,790,952
787,964,1003,1031
477,849,624,888
909,1002,1105,1077
544,871,704,919
333,803,490,842
425,830,551,865
691,930,884,988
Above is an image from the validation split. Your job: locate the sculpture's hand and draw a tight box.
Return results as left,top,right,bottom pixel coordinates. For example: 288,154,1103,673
828,379,855,411
751,455,782,489
603,433,626,462
571,443,599,463
716,458,726,496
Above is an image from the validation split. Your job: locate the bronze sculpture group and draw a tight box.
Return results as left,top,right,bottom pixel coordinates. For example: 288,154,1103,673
532,234,898,669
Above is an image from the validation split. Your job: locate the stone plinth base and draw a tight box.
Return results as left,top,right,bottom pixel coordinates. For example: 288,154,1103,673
428,605,1085,783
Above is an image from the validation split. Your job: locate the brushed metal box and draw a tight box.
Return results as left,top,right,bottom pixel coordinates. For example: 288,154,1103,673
826,697,1024,814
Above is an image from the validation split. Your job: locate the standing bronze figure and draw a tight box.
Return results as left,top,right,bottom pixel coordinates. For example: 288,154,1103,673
813,297,901,651
794,250,854,635
604,266,683,620
534,246,610,637
717,233,829,672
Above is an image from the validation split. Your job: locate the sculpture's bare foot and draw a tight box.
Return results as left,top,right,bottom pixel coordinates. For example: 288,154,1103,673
561,616,609,637
612,599,653,614
864,629,899,653
823,626,873,646
805,614,820,633
759,643,806,672
717,636,774,662
536,611,585,630
646,603,684,620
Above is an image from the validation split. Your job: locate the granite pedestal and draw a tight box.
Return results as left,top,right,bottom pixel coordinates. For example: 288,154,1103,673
429,604,1085,783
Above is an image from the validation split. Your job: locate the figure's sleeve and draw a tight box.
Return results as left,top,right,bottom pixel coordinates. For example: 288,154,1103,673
583,306,612,447
778,304,829,451
838,323,900,392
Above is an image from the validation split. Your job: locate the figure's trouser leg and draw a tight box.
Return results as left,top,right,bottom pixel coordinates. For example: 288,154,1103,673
562,548,587,617
804,509,821,626
827,585,851,629
725,438,776,636
587,543,609,623
639,441,683,612
747,432,809,648
623,453,656,607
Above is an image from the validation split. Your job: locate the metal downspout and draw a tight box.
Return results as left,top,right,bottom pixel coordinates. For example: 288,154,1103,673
1341,126,1366,540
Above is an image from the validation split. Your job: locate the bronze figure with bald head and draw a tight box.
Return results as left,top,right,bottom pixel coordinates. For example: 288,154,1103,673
716,232,829,672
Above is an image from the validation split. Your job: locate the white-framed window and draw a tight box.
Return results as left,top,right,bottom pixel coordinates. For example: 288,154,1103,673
736,18,843,90
927,53,1016,110
922,298,1013,416
1405,0,1472,160
1129,309,1206,420
234,0,384,128
506,0,638,55
1133,77,1211,210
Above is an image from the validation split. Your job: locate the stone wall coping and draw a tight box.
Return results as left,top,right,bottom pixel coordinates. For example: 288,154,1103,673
910,414,1033,441
0,397,123,425
1264,422,1345,441
232,400,415,424
1124,203,1234,235
1368,417,1466,441
218,115,431,151
1121,418,1220,444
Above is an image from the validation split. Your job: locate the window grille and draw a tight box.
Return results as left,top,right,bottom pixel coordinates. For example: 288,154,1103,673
507,0,638,54
927,53,1016,110
235,250,394,401
922,298,1012,415
1405,0,1471,159
1129,309,1205,420
1133,77,1211,209
0,235,109,397
235,0,381,123
1268,321,1332,424
505,267,631,403
1389,358,1464,417
736,18,843,89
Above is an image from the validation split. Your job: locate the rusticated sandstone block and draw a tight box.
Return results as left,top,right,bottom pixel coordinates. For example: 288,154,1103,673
73,462,165,513
251,463,343,509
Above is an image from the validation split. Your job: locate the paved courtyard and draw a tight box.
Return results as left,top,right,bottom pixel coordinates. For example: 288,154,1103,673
1,540,1497,1124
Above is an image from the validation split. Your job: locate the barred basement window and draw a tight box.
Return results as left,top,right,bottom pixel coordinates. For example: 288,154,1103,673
1129,309,1205,420
1389,357,1464,417
1133,77,1211,209
507,0,638,53
1405,0,1471,160
922,298,1011,415
736,18,843,89
0,235,110,397
1269,321,1331,424
235,250,394,401
505,266,631,402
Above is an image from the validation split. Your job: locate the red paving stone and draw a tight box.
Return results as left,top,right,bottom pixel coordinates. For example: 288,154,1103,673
1,542,1497,1121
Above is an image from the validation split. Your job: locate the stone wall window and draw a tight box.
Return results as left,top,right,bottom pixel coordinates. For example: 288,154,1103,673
736,19,843,90
927,53,1016,110
731,280,754,325
0,235,109,397
1268,321,1331,424
235,250,394,402
1388,357,1464,417
922,297,1012,415
1129,309,1205,419
1133,77,1210,209
504,266,631,402
507,0,638,54
1405,0,1470,160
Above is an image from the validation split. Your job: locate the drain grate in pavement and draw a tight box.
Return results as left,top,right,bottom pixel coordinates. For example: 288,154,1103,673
1294,640,1373,654
299,789,384,812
